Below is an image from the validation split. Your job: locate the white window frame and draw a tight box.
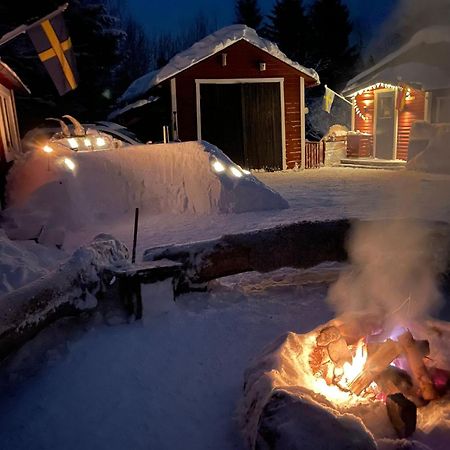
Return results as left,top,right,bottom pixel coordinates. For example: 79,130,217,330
195,78,287,170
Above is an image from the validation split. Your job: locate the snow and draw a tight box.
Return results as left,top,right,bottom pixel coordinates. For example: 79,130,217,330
60,167,450,258
343,26,450,95
0,266,448,450
0,266,336,450
407,128,450,174
107,96,160,120
120,25,319,103
0,229,66,297
3,141,287,245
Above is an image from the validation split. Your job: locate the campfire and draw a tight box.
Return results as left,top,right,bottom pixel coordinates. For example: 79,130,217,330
307,314,449,437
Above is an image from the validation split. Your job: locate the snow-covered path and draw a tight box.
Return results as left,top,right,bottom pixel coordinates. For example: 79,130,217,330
64,168,450,257
0,268,336,450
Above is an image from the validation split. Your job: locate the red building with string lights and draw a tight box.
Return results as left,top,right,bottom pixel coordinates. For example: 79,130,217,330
342,26,450,162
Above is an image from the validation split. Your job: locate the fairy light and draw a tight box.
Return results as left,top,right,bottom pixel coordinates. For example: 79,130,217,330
350,82,400,122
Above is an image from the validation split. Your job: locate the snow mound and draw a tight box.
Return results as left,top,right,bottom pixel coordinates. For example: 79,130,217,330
407,128,450,174
121,24,319,102
4,141,288,242
0,229,65,297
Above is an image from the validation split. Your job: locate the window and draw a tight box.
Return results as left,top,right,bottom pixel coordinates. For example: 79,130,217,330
436,96,450,123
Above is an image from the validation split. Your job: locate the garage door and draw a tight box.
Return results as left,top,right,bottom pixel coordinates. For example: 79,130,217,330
200,82,283,170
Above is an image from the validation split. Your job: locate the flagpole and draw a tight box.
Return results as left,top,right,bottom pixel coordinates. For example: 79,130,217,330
0,3,69,48
325,85,353,106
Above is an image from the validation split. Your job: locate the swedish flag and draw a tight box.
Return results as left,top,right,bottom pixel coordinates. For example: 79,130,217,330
322,86,335,113
28,12,78,96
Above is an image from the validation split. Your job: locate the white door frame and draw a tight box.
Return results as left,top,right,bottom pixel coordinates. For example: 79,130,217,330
373,88,398,160
0,83,21,161
195,78,287,170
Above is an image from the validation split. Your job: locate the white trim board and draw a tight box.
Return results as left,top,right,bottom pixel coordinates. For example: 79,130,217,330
195,78,287,170
373,88,398,159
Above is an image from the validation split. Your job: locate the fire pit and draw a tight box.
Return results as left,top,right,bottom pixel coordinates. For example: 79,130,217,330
239,313,450,450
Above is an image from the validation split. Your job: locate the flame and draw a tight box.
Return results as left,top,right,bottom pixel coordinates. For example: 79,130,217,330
305,335,371,405
342,339,368,386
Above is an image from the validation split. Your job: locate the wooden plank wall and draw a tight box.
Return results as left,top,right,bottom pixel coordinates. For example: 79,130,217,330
396,89,425,160
172,40,316,169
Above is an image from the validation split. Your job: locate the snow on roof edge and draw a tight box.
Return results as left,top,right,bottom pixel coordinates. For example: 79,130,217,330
343,25,450,96
0,59,30,94
120,25,319,103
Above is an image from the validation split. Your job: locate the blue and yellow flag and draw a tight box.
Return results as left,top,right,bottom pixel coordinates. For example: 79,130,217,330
27,12,78,96
322,86,335,113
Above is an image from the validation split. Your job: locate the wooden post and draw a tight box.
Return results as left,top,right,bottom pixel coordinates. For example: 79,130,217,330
132,207,139,264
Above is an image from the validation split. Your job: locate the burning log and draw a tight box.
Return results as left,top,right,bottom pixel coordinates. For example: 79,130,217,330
375,366,414,397
316,326,341,347
386,393,417,438
349,339,400,395
398,331,438,401
327,337,352,367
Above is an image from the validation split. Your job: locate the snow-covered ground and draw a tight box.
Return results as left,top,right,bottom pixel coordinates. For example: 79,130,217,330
64,167,450,257
1,167,449,449
0,267,337,450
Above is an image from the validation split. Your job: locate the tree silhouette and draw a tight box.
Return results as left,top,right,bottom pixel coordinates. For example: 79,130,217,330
235,0,263,31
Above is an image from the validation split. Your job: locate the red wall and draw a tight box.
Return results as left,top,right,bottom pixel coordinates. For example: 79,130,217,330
353,88,425,160
171,40,317,168
396,89,425,160
353,91,375,157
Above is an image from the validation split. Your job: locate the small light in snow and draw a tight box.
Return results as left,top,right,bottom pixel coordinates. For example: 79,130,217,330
230,166,243,178
43,145,53,153
84,138,92,147
242,169,251,175
96,137,106,147
212,160,226,173
64,157,76,171
67,138,79,149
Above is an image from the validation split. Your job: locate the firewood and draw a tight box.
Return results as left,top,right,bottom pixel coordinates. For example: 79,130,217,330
375,366,413,397
386,393,417,438
349,339,400,395
327,337,352,367
398,331,438,401
316,326,340,346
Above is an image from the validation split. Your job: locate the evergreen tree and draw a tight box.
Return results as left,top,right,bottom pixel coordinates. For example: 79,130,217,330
264,0,308,63
235,0,263,31
307,0,359,88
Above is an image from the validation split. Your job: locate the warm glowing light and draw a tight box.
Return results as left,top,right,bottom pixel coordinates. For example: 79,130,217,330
212,160,226,173
43,145,53,153
64,158,76,171
84,138,92,147
67,138,79,149
96,137,106,147
341,339,368,386
230,166,243,178
242,169,251,175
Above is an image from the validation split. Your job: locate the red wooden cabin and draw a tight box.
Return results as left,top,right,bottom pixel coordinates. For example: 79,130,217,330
343,26,450,162
114,25,319,170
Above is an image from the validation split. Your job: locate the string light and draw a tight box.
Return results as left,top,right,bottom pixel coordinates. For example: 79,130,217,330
350,83,400,122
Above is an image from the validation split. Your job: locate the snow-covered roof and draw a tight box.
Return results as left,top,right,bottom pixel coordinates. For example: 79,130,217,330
0,59,30,94
343,26,450,95
121,25,319,103
108,97,160,120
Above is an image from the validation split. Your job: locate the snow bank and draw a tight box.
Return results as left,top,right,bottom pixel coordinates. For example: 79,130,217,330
407,128,450,174
121,25,319,102
0,229,65,297
4,141,288,243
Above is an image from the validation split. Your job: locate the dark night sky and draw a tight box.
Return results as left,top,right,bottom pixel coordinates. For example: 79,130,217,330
127,0,397,39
